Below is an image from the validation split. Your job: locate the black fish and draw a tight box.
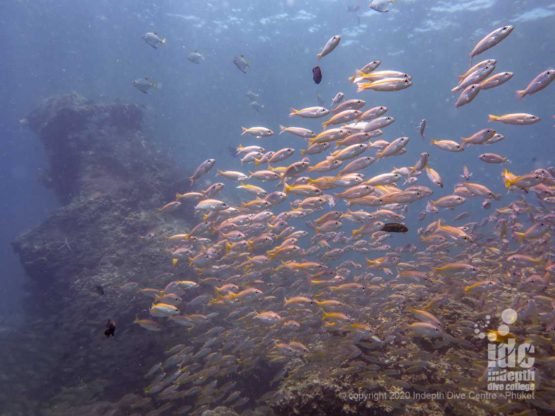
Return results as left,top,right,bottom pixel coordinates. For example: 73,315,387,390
381,223,409,233
95,285,104,295
104,320,116,337
312,66,322,84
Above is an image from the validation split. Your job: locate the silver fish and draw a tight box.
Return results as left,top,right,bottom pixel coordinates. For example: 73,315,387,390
143,32,166,49
455,84,480,108
132,77,159,94
187,50,205,64
233,55,249,73
470,25,513,60
516,69,555,98
317,35,341,59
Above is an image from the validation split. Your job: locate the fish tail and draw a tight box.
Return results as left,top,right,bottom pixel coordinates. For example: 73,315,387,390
347,75,355,83
279,125,286,134
283,182,291,194
513,232,526,242
502,169,515,188
488,114,499,122
289,108,298,117
241,127,248,135
300,149,306,156
189,177,195,186
356,83,368,93
515,89,527,99
436,219,442,231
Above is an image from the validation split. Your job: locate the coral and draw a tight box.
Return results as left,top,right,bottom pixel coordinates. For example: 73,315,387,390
201,406,240,416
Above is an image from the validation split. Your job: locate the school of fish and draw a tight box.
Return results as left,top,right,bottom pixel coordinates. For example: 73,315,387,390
130,21,555,415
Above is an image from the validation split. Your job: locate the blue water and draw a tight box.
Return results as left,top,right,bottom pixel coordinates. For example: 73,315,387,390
0,0,554,412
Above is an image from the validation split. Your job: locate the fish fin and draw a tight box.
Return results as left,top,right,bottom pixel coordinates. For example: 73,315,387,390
515,89,527,99
241,127,248,135
289,108,298,117
487,114,499,122
279,125,286,134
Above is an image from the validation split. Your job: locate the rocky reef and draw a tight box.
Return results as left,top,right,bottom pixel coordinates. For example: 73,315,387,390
5,94,193,414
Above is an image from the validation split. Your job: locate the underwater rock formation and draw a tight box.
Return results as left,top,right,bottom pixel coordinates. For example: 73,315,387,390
5,94,192,414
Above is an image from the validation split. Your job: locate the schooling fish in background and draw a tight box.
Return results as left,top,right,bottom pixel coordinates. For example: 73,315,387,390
249,101,264,113
132,77,159,94
142,32,166,49
312,66,323,84
369,0,396,13
104,320,116,337
187,50,205,64
418,119,427,139
233,55,250,73
245,90,260,102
